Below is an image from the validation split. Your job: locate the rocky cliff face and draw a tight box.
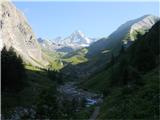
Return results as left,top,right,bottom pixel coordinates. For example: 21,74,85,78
0,1,48,67
123,15,159,43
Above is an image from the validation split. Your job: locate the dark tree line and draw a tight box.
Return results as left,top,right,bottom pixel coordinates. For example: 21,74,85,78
1,46,26,92
35,87,87,119
101,21,160,119
104,21,159,90
47,67,63,84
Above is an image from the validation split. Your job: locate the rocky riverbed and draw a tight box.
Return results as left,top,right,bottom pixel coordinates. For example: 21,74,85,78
57,82,103,106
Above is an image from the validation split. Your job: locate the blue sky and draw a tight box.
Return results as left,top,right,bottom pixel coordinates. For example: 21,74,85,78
14,1,159,39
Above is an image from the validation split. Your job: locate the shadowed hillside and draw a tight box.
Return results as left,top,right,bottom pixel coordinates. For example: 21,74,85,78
80,21,160,119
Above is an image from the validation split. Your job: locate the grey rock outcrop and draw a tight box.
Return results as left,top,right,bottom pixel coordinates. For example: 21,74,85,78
0,0,48,67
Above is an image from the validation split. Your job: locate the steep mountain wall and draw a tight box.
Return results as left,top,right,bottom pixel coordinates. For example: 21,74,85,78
0,1,48,67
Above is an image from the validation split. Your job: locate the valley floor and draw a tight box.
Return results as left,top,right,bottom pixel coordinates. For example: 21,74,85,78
2,65,103,120
58,81,103,119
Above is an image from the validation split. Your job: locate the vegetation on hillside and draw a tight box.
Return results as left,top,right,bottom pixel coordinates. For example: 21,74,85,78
1,46,92,119
81,21,160,119
1,14,159,119
1,47,26,92
35,87,92,119
62,48,88,65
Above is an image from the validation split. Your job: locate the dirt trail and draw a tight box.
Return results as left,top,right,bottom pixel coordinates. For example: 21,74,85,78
89,106,100,120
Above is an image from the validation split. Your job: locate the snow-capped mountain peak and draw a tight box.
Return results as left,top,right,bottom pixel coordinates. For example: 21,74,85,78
72,30,86,39
38,30,97,52
63,30,93,47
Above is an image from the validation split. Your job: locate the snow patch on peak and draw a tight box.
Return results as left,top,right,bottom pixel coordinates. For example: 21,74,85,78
60,30,96,48
38,30,98,53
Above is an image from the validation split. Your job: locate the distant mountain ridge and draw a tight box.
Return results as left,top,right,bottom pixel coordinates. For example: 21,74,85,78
87,14,159,57
1,1,159,71
38,30,97,52
61,14,159,79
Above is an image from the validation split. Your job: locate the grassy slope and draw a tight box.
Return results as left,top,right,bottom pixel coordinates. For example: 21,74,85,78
63,55,88,65
99,67,159,119
80,64,159,119
2,65,55,115
80,69,110,92
62,48,88,65
80,21,159,119
42,49,64,70
42,47,88,70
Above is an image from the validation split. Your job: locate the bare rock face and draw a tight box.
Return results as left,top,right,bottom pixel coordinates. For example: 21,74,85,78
129,15,159,40
123,15,159,44
0,1,48,67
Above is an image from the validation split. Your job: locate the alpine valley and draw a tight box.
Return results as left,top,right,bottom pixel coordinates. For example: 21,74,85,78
1,1,159,120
